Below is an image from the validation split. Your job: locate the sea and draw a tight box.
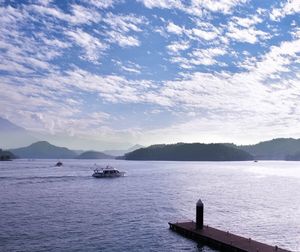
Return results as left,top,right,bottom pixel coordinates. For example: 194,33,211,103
0,160,299,252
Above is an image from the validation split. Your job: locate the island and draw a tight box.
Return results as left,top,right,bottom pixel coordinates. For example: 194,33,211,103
124,143,253,161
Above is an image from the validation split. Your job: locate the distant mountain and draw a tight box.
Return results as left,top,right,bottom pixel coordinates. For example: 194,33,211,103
124,143,253,161
0,117,37,148
239,138,300,160
0,117,24,131
76,151,114,159
10,141,77,159
72,149,86,155
0,148,16,161
104,144,144,156
286,152,300,161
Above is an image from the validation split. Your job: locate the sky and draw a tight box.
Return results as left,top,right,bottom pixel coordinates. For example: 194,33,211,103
0,0,300,150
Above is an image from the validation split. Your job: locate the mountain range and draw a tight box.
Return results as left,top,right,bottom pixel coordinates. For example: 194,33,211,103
5,138,300,161
0,117,143,157
3,117,300,161
8,141,143,159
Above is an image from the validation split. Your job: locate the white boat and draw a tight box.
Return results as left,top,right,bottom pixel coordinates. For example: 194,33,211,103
92,165,125,178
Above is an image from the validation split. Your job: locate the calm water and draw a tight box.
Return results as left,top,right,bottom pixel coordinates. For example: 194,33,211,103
0,160,299,252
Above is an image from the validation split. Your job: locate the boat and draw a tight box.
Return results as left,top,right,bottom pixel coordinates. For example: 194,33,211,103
55,161,63,167
92,165,125,178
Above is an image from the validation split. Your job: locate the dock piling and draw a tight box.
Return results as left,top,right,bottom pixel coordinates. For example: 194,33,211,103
196,199,204,229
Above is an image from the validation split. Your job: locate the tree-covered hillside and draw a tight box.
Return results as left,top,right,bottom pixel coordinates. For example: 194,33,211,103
124,143,253,161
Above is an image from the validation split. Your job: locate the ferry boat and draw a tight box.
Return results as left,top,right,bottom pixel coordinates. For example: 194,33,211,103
92,165,125,178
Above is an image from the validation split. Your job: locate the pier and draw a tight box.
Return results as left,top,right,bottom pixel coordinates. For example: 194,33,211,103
169,199,290,252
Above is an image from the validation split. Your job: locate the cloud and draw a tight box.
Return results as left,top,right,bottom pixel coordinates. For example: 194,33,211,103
139,0,247,15
231,15,263,28
226,21,269,44
65,29,107,62
30,4,102,25
189,47,227,65
87,0,117,9
191,28,219,41
168,46,227,69
104,13,146,32
164,19,221,42
166,22,184,35
270,0,300,21
113,60,142,74
106,31,140,47
167,40,190,53
103,13,147,47
138,0,184,10
190,0,248,14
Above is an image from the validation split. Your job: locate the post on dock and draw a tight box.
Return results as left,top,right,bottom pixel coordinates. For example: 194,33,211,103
196,199,204,229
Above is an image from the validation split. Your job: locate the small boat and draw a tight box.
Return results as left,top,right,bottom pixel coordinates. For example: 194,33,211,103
55,161,63,167
92,165,125,178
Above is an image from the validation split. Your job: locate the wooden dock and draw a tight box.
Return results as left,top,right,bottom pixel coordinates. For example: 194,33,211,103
169,221,290,252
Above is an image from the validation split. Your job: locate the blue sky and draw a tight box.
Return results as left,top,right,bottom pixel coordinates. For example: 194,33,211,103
0,0,300,150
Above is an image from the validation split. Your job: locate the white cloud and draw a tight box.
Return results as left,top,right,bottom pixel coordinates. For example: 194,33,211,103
66,29,107,62
106,31,140,47
104,13,146,32
231,15,263,28
164,19,221,44
167,40,190,53
102,13,146,48
191,28,218,41
113,60,142,74
190,0,248,14
139,0,247,15
121,66,141,74
40,37,70,48
166,22,184,35
270,0,300,21
139,0,184,10
30,4,101,24
226,21,269,44
87,0,116,9
189,47,227,65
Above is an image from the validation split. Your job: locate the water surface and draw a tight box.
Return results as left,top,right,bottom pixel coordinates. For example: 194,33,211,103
0,160,299,251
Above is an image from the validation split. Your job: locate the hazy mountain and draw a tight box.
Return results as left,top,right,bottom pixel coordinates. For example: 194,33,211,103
72,149,86,155
239,138,300,160
10,141,77,159
124,143,253,161
0,117,38,148
76,151,114,159
104,144,144,156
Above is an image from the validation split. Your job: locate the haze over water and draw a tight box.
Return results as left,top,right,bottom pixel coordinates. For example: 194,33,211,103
0,160,299,252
